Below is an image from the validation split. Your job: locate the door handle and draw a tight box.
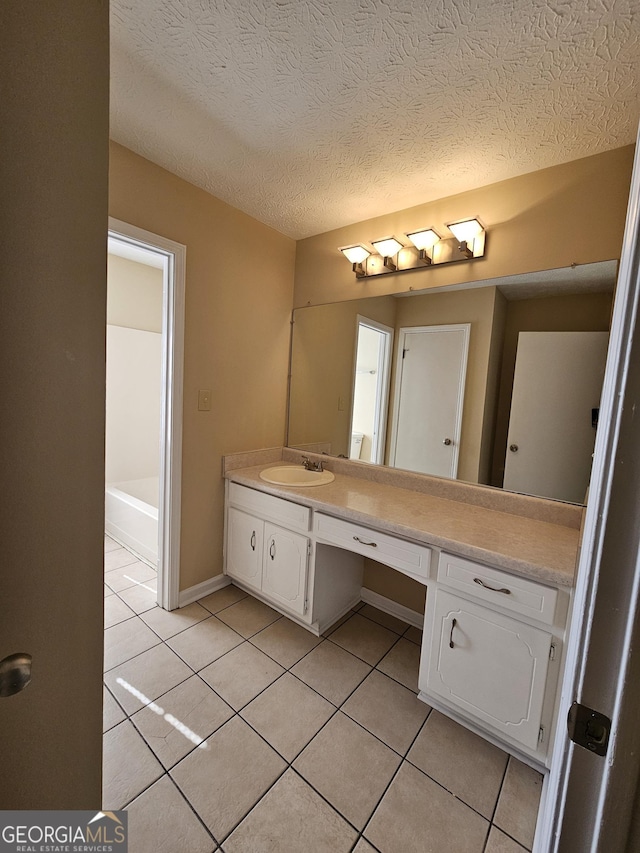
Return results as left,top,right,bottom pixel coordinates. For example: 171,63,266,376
473,577,511,595
269,540,276,560
0,653,32,697
443,438,452,446
250,531,256,551
449,618,457,649
509,444,519,453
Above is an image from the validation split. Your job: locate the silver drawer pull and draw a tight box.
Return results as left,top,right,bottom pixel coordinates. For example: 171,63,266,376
473,577,511,595
449,618,457,648
353,536,377,547
250,531,256,551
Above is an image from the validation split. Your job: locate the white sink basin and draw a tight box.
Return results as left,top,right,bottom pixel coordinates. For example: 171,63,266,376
259,465,335,487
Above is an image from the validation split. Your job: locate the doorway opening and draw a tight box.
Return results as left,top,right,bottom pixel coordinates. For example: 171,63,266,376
106,219,186,611
349,317,393,464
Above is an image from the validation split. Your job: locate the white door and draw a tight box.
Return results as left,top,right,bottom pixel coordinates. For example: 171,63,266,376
1,1,108,808
503,331,609,503
390,324,470,478
226,508,263,591
541,134,640,852
262,524,309,616
427,590,552,751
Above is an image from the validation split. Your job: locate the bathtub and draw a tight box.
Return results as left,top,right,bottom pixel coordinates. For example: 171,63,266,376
105,477,159,568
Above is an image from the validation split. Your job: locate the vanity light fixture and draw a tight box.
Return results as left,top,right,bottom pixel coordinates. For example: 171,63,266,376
447,218,485,258
339,244,371,278
406,228,441,265
340,218,486,280
371,236,404,272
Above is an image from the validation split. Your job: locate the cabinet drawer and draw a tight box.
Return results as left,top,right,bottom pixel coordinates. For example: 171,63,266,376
228,482,310,532
314,513,431,583
437,552,558,625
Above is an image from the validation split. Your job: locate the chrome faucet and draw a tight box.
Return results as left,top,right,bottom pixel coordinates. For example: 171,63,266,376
301,456,324,472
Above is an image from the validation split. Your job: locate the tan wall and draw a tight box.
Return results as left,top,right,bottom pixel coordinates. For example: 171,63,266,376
1,2,108,807
363,559,427,614
294,146,633,309
393,287,499,483
107,254,163,332
491,291,614,486
289,297,397,456
109,142,296,590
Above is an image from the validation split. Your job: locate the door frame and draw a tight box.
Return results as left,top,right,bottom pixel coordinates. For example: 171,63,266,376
538,134,640,850
349,316,394,464
108,217,185,611
388,323,470,477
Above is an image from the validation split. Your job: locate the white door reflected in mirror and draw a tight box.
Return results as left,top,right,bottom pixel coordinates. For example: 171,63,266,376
503,331,609,503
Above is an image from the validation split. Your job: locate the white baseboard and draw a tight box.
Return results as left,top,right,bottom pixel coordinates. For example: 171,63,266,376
178,573,230,608
360,587,424,630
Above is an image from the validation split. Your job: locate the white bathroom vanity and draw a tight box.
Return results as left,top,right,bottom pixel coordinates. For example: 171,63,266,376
223,449,579,770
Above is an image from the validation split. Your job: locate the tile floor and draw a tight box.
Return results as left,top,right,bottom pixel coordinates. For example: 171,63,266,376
103,536,544,853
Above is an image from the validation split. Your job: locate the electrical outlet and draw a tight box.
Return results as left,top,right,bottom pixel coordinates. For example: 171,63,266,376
198,389,212,411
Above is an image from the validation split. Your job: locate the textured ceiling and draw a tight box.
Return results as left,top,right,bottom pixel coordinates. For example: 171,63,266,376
110,0,640,239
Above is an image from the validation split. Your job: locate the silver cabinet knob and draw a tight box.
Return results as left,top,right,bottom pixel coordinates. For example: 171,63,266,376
509,444,519,453
0,653,32,697
443,438,452,446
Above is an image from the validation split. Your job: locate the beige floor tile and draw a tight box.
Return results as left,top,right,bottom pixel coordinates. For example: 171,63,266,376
118,582,158,614
240,673,334,760
216,595,281,638
199,642,284,711
132,675,233,769
103,686,126,732
104,616,161,672
352,840,377,853
407,710,508,818
104,584,115,598
494,758,543,849
102,720,163,809
364,762,488,853
322,608,359,637
127,775,215,853
224,769,357,853
359,603,409,634
404,625,423,645
485,826,529,853
171,716,286,841
104,546,140,572
104,535,121,553
141,601,211,639
104,643,192,714
104,594,136,629
198,584,247,614
105,560,157,593
377,637,421,692
342,670,430,754
328,613,398,665
291,640,371,706
167,616,243,671
251,616,322,668
294,711,401,829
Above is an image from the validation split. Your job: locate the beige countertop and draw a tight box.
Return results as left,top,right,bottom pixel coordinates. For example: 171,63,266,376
226,464,580,588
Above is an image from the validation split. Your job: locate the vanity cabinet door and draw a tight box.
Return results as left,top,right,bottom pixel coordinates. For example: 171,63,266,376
426,589,552,751
226,507,263,591
262,523,309,617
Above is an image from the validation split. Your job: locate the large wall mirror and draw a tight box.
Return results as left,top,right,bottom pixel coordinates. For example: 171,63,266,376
287,261,617,504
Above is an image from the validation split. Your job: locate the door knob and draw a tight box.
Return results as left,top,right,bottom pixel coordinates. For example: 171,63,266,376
509,444,519,453
0,653,32,697
443,438,452,446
